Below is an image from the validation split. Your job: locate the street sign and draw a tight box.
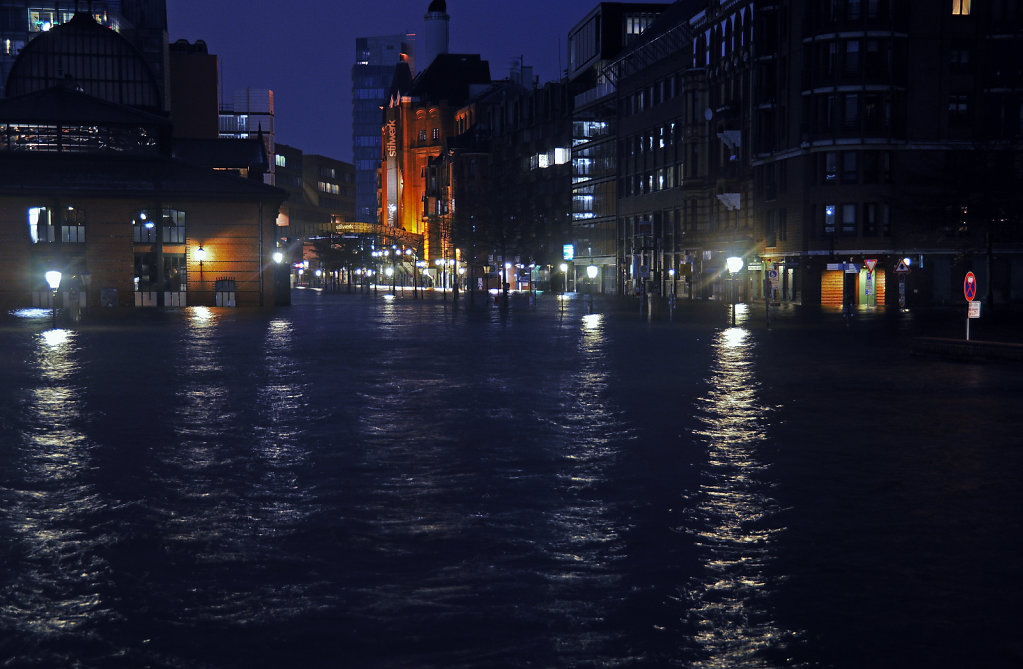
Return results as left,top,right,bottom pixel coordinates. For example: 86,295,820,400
768,269,779,280
844,263,859,274
865,258,877,275
826,263,843,271
968,301,981,319
964,272,977,301
895,259,910,273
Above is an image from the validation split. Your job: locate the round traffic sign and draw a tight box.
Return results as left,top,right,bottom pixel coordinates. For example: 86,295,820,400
964,272,977,301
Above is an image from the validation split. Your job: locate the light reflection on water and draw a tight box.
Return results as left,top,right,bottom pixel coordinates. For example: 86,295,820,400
544,312,634,659
687,326,794,668
3,328,110,639
254,316,313,532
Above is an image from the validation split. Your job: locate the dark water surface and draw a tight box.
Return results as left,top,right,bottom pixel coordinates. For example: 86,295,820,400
1,292,1021,668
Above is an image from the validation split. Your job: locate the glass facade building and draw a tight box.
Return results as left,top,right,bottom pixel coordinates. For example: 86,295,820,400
352,33,414,223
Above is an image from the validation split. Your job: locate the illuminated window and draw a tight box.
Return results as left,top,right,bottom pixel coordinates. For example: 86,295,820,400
62,206,86,243
275,154,286,167
432,128,440,140
952,0,970,15
823,204,837,235
824,152,838,182
28,207,53,243
133,209,186,244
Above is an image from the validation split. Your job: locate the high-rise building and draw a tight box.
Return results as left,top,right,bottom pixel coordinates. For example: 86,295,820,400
352,33,415,223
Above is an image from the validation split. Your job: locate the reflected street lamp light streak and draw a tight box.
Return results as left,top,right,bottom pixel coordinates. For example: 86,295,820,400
726,256,743,326
687,327,792,667
45,270,61,327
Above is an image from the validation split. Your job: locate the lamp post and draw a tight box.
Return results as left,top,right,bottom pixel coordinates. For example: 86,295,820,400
668,268,676,321
726,256,744,326
45,270,61,327
81,271,91,318
404,248,414,297
435,258,446,301
558,262,568,314
195,245,207,287
586,264,598,312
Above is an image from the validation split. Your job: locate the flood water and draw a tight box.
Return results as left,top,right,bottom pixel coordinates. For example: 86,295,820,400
1,290,1021,668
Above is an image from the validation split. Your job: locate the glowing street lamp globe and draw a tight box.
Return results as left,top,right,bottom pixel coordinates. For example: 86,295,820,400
45,271,62,290
586,265,599,279
726,256,744,274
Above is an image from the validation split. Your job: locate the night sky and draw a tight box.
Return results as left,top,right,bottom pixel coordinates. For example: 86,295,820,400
166,0,625,161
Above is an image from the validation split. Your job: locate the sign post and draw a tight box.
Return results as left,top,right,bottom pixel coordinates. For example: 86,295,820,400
964,271,978,341
895,258,911,308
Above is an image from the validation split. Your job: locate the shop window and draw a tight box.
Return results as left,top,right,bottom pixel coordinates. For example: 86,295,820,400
952,0,970,15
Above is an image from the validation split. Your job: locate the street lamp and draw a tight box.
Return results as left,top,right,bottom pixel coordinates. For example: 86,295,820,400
81,271,91,318
726,256,744,326
45,270,61,327
195,245,207,285
273,251,284,264
586,264,598,311
668,268,676,321
404,248,414,296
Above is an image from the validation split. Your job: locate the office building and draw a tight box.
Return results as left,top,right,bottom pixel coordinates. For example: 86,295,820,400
567,2,668,295
352,33,415,223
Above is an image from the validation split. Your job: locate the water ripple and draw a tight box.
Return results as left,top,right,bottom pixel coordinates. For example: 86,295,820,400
684,327,800,668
